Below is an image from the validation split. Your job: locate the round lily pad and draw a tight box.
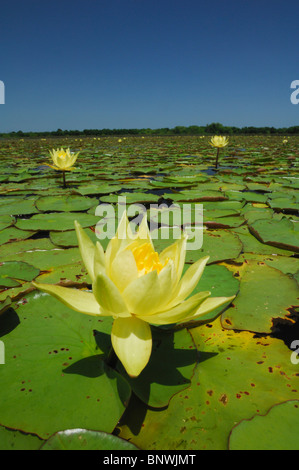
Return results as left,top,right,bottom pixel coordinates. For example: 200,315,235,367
0,291,131,438
40,429,139,450
229,400,299,450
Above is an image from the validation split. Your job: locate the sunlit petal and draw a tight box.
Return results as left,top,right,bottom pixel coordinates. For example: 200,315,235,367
74,220,95,282
111,316,152,377
32,282,105,316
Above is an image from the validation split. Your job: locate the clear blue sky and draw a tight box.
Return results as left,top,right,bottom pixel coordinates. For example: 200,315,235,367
0,0,298,132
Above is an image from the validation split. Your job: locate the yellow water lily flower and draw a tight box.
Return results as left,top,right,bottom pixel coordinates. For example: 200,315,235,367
210,135,229,148
209,135,229,169
48,147,79,171
33,213,234,377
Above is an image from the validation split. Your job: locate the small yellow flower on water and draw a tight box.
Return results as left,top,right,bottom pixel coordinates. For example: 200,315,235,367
48,147,79,171
210,135,229,148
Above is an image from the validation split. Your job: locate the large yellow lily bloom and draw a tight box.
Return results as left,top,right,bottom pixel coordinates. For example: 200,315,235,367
48,148,79,171
209,136,229,148
33,213,234,377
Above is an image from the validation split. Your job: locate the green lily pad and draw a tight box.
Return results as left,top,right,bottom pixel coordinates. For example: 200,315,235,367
0,291,131,438
49,228,109,250
117,319,299,450
0,198,39,216
221,260,299,333
0,215,15,231
229,401,299,450
35,262,89,285
0,238,55,258
185,229,243,264
0,261,40,288
40,429,139,450
233,226,296,256
0,425,43,450
35,195,98,212
1,247,81,271
100,192,160,204
249,218,299,253
15,213,99,232
0,227,37,245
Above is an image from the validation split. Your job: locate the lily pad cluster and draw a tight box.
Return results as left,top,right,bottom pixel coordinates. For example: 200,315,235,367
0,134,298,450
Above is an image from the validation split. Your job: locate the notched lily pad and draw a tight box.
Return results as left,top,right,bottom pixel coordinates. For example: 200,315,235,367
229,400,299,450
221,260,299,333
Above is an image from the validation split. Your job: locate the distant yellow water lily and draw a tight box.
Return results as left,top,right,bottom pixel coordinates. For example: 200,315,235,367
210,136,229,148
209,135,229,169
33,212,234,377
282,139,288,144
47,147,79,187
48,147,79,171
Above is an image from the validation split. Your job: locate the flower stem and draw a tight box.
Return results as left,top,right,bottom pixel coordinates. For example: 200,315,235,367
105,346,118,369
62,170,66,188
215,147,220,169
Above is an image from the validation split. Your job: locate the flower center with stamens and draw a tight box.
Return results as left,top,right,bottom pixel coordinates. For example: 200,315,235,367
58,151,67,159
131,242,168,275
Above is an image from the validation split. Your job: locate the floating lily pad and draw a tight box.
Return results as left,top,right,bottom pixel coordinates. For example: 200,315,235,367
0,425,43,450
249,218,299,253
0,227,37,245
229,400,299,450
0,198,39,216
15,213,99,232
40,429,139,450
0,261,40,288
0,291,131,438
35,195,98,212
0,215,15,231
221,260,299,333
185,229,243,264
117,319,299,450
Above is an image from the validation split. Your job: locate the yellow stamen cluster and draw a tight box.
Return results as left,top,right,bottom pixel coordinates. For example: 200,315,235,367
131,242,168,275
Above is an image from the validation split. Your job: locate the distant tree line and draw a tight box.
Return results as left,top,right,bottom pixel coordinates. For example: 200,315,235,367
1,122,299,138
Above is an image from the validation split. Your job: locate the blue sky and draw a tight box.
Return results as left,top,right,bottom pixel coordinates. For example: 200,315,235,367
0,0,298,132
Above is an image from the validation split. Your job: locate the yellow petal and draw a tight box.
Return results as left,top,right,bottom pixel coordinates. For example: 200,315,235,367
156,261,178,309
167,255,210,308
110,249,138,292
74,221,95,282
94,241,106,277
122,270,161,316
135,213,153,244
159,234,187,283
186,296,235,322
32,282,104,316
105,211,134,269
140,291,211,325
111,317,152,377
93,273,130,317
